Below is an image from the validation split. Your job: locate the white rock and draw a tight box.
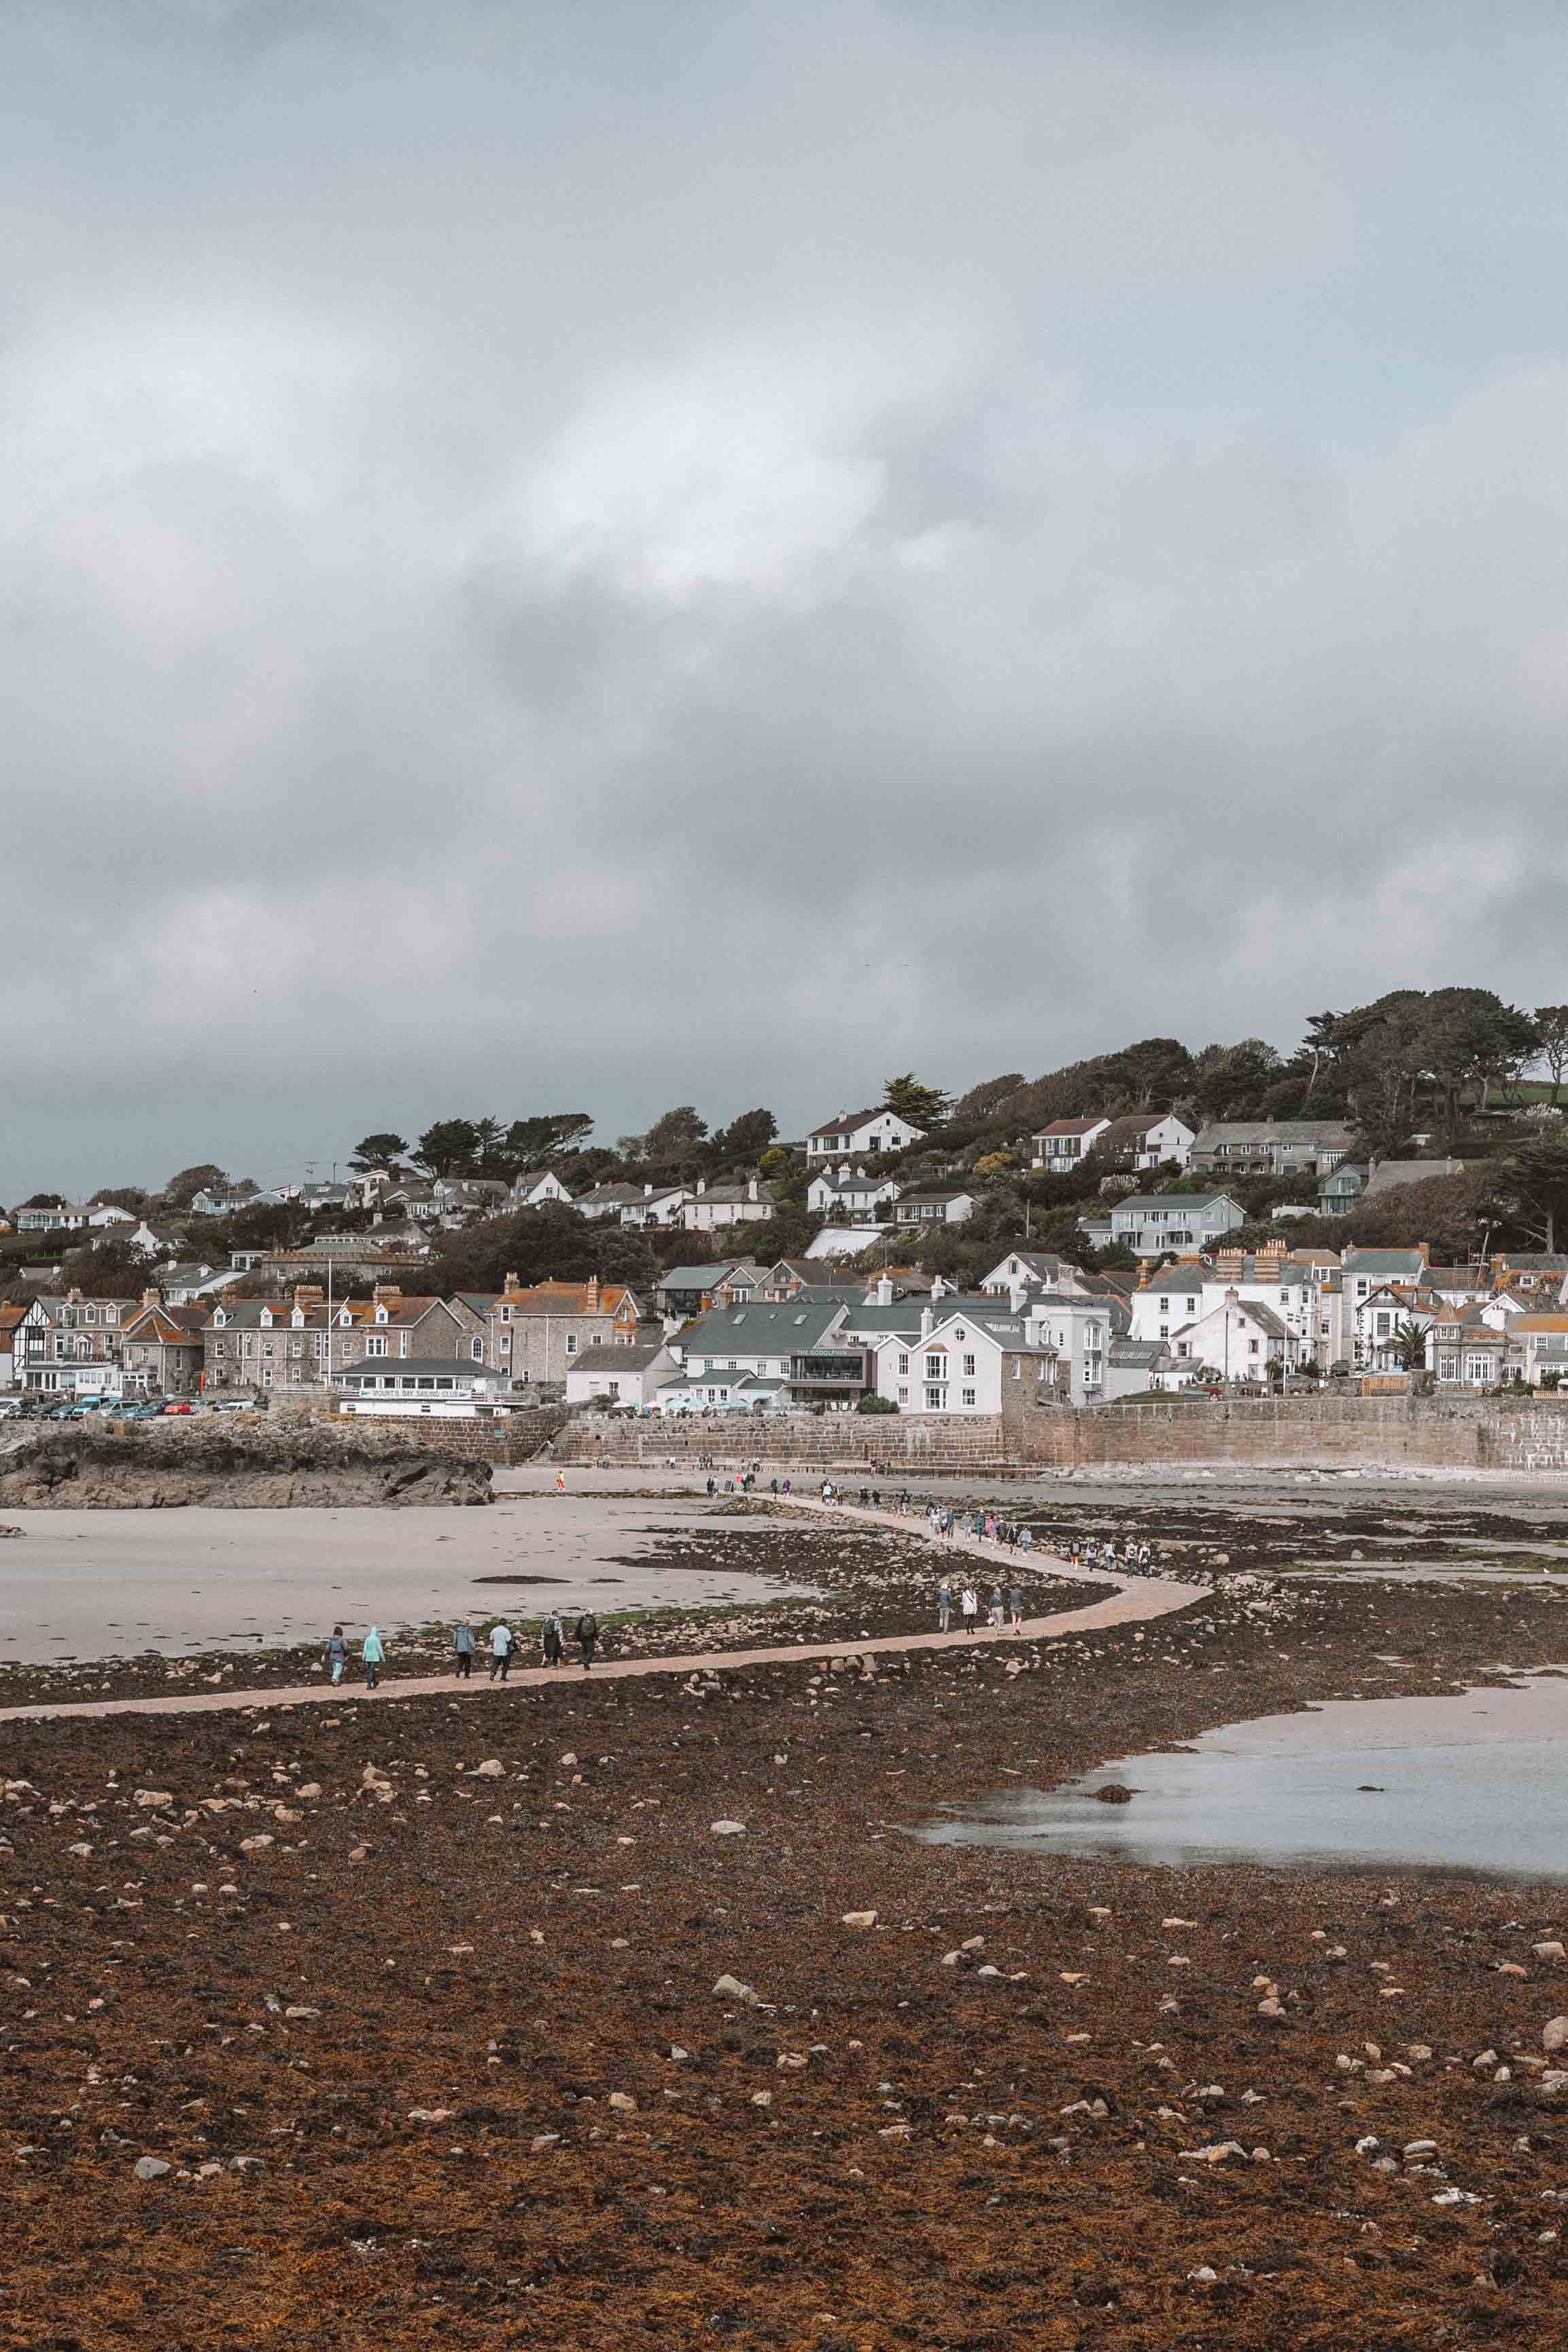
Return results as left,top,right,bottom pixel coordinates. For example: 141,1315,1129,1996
475,1759,504,1778
841,1910,877,1929
1544,2017,1568,2053
1535,1941,1566,1962
710,1820,746,1836
712,1973,760,2005
133,2156,171,2181
133,1791,173,1809
608,2092,636,2113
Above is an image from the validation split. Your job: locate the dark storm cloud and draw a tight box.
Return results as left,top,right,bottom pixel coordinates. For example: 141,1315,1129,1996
4,0,1568,1192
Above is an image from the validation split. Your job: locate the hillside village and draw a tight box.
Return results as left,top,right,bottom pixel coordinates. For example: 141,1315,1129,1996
7,987,1568,1418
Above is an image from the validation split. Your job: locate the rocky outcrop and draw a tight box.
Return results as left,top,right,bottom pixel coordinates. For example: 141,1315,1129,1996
0,1419,492,1509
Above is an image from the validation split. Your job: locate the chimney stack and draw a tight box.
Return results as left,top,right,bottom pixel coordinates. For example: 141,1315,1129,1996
587,1275,599,1309
920,1305,935,1341
141,1287,161,1309
876,1273,893,1304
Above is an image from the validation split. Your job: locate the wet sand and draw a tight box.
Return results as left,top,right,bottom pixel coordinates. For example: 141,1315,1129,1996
0,1495,818,1661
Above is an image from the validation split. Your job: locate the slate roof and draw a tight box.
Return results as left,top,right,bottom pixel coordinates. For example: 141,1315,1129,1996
806,1108,920,1139
568,1342,669,1373
680,1301,848,1356
1365,1158,1465,1194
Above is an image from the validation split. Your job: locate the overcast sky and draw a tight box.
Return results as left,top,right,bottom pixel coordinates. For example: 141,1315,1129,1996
5,1,1567,1197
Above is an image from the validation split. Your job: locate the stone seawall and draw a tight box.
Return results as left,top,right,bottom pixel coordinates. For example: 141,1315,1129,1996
547,1397,1568,1475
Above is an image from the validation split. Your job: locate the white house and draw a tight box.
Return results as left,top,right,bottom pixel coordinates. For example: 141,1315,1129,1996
655,1367,790,1413
14,1199,135,1234
805,1166,899,1223
574,1181,693,1228
981,1251,1094,1296
510,1171,573,1209
564,1339,680,1407
892,1188,975,1226
1030,1118,1111,1169
1109,1194,1246,1259
1166,1289,1298,1381
1015,1294,1111,1405
805,1107,926,1164
869,1305,1059,1414
683,1177,775,1232
1092,1113,1195,1170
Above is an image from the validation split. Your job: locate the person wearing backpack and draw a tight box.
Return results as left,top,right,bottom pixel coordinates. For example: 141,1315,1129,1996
576,1610,599,1671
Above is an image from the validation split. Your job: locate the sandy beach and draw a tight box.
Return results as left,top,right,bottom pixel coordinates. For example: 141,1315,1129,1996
0,1493,818,1661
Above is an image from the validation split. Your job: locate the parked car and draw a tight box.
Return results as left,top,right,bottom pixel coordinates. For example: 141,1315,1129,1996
160,1399,194,1415
0,1397,23,1419
116,1401,164,1420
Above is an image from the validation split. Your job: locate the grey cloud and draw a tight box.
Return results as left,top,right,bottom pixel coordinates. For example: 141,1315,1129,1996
3,1,1568,1194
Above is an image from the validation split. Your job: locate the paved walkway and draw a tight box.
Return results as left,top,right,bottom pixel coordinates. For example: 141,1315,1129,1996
0,1498,1207,1725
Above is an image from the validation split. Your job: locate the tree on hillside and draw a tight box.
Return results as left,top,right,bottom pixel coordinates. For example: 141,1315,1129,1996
348,1132,409,1171
89,1186,148,1211
643,1105,708,1159
712,1107,777,1160
1535,1007,1568,1104
161,1164,228,1209
1486,1136,1568,1253
18,1192,65,1209
56,1236,145,1294
1190,1039,1283,1119
1421,988,1539,1130
949,1073,1026,1124
882,1073,949,1128
413,1119,481,1176
502,1113,593,1168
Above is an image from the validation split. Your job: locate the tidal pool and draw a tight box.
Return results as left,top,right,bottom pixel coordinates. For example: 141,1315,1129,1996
921,1671,1568,1881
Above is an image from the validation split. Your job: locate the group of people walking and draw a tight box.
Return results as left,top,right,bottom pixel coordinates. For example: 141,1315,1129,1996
936,1578,1028,1634
323,1610,602,1689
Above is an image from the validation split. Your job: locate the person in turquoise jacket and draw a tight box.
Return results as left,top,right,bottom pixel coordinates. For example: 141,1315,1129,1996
362,1625,385,1689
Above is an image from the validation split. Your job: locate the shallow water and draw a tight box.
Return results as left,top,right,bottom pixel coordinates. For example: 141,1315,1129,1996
921,1672,1568,1881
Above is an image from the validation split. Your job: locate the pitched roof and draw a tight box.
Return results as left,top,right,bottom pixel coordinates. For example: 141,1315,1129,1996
1036,1117,1109,1137
1192,1121,1355,1147
491,1282,638,1317
681,1300,848,1354
806,1108,918,1138
659,1264,748,1290
1365,1158,1465,1194
1343,1247,1429,1275
1115,1193,1239,1215
1095,1113,1181,1147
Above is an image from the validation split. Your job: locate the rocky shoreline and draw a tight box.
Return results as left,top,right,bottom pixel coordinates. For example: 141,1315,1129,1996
4,1551,1568,2344
0,1420,491,1510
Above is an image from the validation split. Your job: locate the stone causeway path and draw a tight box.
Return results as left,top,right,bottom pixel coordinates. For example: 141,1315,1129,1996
0,1496,1208,1725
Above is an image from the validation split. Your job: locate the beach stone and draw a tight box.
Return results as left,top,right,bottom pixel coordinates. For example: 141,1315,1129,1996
475,1759,504,1778
841,1911,877,1929
1535,1941,1566,1962
713,1973,759,2005
133,1790,173,1809
1544,2017,1568,2053
608,2092,636,2113
133,2157,171,2181
710,1820,746,1836
239,1835,273,1852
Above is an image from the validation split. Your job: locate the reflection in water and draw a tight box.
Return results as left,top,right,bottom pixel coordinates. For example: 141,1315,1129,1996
919,1671,1568,1881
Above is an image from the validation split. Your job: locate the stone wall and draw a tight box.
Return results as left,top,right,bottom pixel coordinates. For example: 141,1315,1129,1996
546,1396,1568,1474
